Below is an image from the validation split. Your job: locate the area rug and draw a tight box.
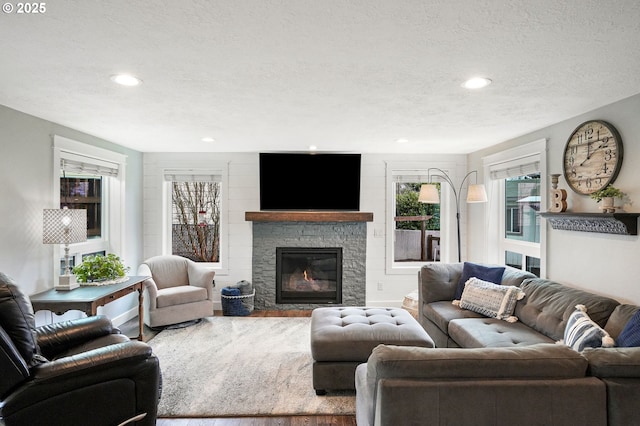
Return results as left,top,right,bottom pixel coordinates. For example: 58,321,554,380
148,316,356,417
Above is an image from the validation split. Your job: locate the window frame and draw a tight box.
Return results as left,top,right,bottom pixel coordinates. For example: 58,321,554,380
482,139,547,277
52,135,127,280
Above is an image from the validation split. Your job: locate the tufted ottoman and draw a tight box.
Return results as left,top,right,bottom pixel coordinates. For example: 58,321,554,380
310,307,434,394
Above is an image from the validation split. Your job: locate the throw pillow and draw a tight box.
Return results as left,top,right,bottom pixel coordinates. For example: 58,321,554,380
454,262,505,300
454,277,525,322
562,304,615,351
616,309,640,347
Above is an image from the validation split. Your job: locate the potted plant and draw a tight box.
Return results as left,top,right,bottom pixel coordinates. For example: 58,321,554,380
73,253,130,284
589,185,625,213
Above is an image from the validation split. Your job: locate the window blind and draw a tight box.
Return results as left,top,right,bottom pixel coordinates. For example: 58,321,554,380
488,154,540,180
60,152,120,177
163,170,222,183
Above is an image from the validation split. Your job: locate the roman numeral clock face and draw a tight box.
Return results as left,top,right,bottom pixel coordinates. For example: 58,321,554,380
563,120,623,195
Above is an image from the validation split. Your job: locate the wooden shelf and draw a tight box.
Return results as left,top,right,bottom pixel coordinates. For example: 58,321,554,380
245,211,373,223
539,212,640,235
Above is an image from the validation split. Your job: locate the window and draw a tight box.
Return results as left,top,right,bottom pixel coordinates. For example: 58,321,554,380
483,139,546,277
52,135,126,278
386,163,459,274
164,171,223,265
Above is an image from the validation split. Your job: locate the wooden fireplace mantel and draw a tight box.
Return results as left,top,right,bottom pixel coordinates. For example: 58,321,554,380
245,211,374,223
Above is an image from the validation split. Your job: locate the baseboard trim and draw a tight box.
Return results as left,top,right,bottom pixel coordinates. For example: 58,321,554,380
111,307,139,327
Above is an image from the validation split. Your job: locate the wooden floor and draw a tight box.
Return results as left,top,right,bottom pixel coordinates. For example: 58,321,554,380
124,310,356,426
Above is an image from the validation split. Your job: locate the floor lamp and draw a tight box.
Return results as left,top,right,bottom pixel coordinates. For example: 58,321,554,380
43,207,87,290
418,168,487,262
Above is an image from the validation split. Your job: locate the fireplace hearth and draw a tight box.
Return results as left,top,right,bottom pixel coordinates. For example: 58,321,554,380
276,247,342,304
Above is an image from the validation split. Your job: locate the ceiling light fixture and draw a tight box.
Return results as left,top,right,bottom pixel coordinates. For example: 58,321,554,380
110,74,142,87
462,77,492,89
201,137,215,143
396,138,409,144
309,145,318,151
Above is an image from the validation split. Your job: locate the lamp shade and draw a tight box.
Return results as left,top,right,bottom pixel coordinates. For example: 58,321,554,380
418,184,440,204
466,184,488,203
43,208,87,244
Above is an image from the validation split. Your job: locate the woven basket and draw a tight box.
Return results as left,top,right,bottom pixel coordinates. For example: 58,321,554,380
221,290,255,316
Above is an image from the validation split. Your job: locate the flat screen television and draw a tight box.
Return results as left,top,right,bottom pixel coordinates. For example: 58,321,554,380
259,153,361,211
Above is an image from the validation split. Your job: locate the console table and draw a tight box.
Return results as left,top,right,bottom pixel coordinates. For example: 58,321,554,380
30,275,150,341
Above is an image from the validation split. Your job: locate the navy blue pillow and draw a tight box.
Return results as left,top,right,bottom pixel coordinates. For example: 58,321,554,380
617,310,640,347
454,262,505,300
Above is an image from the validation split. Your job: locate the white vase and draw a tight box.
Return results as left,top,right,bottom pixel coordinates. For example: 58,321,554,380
601,197,615,213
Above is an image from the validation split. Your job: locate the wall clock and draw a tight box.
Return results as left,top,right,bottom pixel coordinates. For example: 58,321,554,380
562,120,623,195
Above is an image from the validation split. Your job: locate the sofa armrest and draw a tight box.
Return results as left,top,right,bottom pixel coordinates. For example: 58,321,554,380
36,316,117,359
32,341,153,381
583,347,640,378
367,343,588,382
187,263,215,300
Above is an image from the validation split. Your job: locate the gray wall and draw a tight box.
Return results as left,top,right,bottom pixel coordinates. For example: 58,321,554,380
0,105,144,322
468,93,640,304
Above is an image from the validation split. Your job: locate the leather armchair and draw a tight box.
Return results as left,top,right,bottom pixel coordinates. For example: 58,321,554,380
0,273,160,426
138,255,215,328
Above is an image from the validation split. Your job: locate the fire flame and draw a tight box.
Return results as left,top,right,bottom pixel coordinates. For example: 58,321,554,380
303,270,312,282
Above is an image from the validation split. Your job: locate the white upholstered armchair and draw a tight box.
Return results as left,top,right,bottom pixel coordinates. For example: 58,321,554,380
138,255,215,328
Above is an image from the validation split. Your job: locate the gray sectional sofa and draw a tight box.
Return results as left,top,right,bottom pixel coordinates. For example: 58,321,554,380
355,262,640,426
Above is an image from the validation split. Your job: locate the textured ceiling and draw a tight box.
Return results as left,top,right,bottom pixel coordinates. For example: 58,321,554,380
1,0,639,153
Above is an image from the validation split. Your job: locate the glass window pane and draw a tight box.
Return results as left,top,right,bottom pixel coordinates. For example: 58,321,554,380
394,182,441,262
526,256,541,277
505,250,522,270
504,173,540,243
172,181,221,262
60,175,102,239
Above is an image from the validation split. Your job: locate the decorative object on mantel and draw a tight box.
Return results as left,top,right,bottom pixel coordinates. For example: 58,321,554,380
418,168,488,262
73,253,130,285
589,185,626,213
562,120,623,195
549,174,568,213
539,212,639,235
43,207,87,290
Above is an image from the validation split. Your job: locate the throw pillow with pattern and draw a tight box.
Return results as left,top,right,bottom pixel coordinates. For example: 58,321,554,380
561,304,615,352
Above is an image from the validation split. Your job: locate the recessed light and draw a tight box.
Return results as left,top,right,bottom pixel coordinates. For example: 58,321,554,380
462,77,492,89
396,138,409,144
309,145,318,151
110,74,142,87
201,137,216,143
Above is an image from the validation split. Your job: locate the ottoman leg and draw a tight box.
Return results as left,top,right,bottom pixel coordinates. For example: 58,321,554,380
315,389,327,396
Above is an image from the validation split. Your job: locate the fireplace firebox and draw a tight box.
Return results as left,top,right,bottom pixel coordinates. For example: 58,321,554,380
276,247,342,304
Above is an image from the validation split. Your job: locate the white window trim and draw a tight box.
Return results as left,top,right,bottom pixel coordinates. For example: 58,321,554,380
52,135,127,278
482,138,547,277
162,166,229,274
385,161,464,275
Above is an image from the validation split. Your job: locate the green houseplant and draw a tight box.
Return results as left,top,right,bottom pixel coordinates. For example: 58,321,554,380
589,185,625,203
73,253,130,283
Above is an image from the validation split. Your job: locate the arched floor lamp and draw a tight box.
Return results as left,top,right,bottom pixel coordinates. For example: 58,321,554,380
418,168,487,262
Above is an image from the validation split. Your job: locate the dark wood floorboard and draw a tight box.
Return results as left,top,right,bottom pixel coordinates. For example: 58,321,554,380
123,310,355,426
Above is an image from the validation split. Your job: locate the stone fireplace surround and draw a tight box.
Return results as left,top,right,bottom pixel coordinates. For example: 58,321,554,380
246,211,373,310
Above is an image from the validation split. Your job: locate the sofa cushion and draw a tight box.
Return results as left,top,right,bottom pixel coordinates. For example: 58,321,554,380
0,273,46,368
423,301,484,337
616,310,640,347
514,279,620,341
457,278,525,322
454,262,505,300
449,318,554,347
156,285,208,308
563,305,614,352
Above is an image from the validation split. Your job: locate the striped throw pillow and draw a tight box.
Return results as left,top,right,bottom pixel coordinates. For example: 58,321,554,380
562,304,615,351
